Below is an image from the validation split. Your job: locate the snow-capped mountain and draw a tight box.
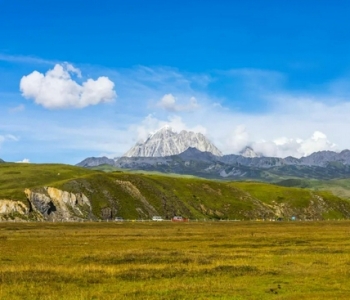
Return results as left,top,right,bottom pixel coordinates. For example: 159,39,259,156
123,126,223,157
76,126,350,181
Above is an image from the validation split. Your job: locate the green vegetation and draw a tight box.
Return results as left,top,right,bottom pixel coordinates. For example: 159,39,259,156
0,163,93,201
1,221,350,299
89,164,125,172
276,178,350,200
2,163,350,220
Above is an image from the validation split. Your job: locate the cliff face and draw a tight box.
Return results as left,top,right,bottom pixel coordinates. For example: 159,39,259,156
25,187,92,221
0,188,92,221
0,200,29,220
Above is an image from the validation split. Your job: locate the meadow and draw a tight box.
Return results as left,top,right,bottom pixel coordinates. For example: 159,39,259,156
1,221,350,299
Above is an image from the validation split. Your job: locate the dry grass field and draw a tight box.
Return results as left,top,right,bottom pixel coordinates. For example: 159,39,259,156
1,221,350,299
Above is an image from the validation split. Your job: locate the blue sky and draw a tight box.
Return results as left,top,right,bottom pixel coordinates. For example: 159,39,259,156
1,0,350,163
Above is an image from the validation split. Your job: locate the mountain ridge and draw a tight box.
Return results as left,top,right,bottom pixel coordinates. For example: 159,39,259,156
77,148,350,181
76,128,350,181
123,126,222,157
77,156,116,168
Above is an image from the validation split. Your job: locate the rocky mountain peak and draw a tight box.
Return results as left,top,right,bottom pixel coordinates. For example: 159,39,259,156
147,125,175,141
123,127,222,157
239,146,261,158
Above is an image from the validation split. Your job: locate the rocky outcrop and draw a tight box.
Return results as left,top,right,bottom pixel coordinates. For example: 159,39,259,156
25,187,91,221
0,200,29,220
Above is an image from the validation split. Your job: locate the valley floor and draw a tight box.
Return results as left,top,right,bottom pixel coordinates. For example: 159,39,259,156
1,221,350,299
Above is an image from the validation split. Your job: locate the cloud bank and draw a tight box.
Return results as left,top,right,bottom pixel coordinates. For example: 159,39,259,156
20,63,117,109
249,130,335,158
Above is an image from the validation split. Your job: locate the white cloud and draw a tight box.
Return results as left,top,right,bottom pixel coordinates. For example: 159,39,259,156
255,131,336,157
157,94,176,111
16,158,30,163
20,63,116,109
298,131,336,156
156,93,199,112
226,125,250,153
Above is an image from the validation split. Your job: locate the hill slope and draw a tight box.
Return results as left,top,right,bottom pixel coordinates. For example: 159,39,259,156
1,163,350,221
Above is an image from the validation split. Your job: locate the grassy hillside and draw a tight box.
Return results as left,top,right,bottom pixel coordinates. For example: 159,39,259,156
1,163,350,220
276,178,350,200
0,163,95,201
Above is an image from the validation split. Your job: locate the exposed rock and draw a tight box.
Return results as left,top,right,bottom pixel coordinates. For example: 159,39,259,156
25,187,91,221
0,200,29,220
47,187,90,207
101,207,114,220
25,189,53,216
123,126,222,157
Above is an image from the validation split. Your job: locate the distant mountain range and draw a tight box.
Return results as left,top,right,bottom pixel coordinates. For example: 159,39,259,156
77,156,115,168
77,128,350,181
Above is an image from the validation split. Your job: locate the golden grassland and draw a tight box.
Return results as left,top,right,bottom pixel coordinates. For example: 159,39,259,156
1,221,350,299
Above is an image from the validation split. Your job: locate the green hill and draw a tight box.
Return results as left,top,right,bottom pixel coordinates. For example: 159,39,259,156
276,178,350,200
1,163,350,221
